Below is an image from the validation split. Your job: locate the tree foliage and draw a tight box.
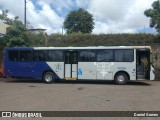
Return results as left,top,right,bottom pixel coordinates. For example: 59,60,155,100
0,10,28,47
64,8,95,34
0,10,19,25
46,33,157,47
144,0,160,33
26,33,46,47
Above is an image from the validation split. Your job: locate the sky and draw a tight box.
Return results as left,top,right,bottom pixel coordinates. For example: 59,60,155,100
0,0,157,34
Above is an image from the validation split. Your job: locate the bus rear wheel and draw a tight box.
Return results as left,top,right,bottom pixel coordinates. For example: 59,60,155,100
43,72,55,84
114,73,128,85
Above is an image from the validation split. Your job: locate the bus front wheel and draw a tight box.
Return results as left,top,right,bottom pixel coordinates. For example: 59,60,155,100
114,73,128,85
43,72,55,84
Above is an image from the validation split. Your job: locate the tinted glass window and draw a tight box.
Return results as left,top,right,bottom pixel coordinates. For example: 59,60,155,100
124,50,134,62
33,51,48,61
114,50,124,62
65,52,71,64
72,52,78,64
8,50,19,61
65,52,78,64
80,50,95,62
97,50,113,62
20,51,32,61
48,51,63,61
114,50,134,62
33,51,39,61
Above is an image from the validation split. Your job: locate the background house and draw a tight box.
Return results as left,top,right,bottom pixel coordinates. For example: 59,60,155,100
0,22,9,37
27,28,46,34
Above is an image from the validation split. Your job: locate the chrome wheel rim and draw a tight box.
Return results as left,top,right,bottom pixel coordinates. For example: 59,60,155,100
45,74,52,82
117,75,125,83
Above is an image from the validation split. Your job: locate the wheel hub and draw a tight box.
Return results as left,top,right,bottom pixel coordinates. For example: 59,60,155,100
45,74,52,82
117,75,125,83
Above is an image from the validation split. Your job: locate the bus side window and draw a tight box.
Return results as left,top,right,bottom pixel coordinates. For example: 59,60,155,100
33,51,39,61
80,50,96,62
114,50,124,62
97,50,113,62
114,50,134,62
20,51,32,61
39,52,45,61
8,50,19,61
40,51,48,61
124,50,134,62
48,51,63,62
33,51,48,61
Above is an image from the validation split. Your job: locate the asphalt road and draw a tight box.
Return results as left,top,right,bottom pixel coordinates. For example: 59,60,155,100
0,78,160,120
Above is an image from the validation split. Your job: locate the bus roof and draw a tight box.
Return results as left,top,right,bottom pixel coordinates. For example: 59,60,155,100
6,46,152,50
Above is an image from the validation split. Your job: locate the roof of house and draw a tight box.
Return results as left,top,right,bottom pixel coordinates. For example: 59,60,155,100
28,28,46,31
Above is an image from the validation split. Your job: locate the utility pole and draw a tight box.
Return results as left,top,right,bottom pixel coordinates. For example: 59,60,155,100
62,25,64,35
24,0,27,29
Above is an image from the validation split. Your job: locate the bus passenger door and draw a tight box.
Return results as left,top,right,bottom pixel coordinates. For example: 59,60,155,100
136,49,150,80
65,51,78,79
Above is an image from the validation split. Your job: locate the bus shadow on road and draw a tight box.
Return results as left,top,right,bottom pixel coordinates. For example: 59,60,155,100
5,79,43,83
127,81,151,86
55,80,151,86
3,79,151,86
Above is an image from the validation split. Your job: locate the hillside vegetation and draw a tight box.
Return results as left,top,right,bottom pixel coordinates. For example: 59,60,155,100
28,33,159,47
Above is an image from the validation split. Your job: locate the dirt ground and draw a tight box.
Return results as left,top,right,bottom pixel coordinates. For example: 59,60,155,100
0,78,160,120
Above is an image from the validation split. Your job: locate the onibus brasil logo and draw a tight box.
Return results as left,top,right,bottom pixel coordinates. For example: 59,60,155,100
94,62,114,77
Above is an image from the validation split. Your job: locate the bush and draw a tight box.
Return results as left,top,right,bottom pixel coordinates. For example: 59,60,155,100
44,33,157,47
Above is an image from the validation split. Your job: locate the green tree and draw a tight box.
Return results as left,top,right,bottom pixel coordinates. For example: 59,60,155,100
0,10,12,25
144,0,160,33
64,8,95,34
0,10,28,47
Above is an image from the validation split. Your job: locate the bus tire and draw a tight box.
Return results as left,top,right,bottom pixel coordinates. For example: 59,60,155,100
114,73,128,85
43,72,55,84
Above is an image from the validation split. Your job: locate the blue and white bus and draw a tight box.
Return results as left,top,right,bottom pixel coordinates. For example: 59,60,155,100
4,46,155,84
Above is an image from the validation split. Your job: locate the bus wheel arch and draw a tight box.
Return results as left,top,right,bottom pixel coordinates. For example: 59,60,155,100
42,70,55,84
114,71,130,85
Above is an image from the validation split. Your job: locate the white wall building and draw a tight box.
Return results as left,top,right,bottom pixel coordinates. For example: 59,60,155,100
0,22,9,37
